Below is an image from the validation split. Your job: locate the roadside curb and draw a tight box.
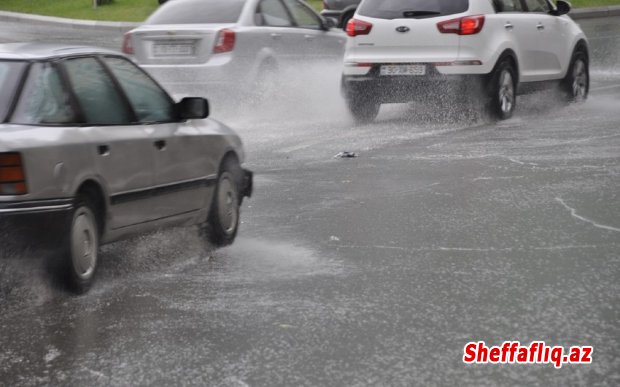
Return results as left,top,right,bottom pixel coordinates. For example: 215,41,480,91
0,10,138,32
571,5,620,19
0,5,619,29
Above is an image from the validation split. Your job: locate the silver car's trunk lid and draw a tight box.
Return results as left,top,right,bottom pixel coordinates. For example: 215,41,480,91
130,24,235,65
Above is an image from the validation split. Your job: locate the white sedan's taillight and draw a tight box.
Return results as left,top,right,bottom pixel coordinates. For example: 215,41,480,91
437,15,485,35
122,32,134,55
213,29,236,53
0,153,27,195
346,19,373,37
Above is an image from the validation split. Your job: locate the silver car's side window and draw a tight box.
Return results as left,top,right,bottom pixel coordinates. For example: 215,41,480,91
103,57,175,123
63,57,134,125
11,62,78,125
282,0,321,29
258,0,294,27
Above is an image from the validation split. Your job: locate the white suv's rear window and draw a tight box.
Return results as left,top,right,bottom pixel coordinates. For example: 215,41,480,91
358,0,469,19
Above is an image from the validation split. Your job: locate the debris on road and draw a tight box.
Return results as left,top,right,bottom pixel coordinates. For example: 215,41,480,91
335,151,358,159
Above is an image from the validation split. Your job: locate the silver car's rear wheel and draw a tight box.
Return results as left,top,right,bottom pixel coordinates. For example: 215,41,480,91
61,197,100,294
70,206,98,280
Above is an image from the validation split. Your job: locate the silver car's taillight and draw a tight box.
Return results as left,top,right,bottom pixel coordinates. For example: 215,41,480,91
0,153,27,195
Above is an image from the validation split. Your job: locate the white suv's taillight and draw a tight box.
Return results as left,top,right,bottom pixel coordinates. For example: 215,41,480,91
437,15,485,35
122,32,134,55
346,19,373,37
213,29,236,53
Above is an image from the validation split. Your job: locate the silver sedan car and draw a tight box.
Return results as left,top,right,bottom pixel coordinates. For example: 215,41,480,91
0,43,252,293
123,0,346,97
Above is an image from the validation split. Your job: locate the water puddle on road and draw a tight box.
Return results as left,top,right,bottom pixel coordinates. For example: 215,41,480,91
208,237,344,284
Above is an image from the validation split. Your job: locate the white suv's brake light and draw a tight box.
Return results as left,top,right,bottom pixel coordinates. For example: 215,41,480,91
346,19,373,37
437,15,485,35
213,29,236,53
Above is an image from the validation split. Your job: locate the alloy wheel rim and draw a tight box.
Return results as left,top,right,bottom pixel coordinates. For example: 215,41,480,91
70,209,97,280
572,59,587,100
499,70,514,114
218,176,238,234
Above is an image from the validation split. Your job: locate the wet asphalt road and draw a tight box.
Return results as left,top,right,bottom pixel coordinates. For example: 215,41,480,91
1,16,619,386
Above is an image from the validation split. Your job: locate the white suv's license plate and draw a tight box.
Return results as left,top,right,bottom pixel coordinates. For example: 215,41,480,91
380,64,426,76
153,43,194,57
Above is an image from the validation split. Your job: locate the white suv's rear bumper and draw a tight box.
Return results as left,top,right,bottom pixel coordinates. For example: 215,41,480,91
342,64,488,103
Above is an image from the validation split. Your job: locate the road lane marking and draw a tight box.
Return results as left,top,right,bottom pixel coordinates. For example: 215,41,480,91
555,197,620,233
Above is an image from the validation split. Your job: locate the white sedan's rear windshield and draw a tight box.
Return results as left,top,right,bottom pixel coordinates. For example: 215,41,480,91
0,61,26,122
147,0,246,24
358,0,469,19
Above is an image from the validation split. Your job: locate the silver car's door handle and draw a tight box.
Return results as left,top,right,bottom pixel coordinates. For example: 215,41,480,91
304,34,316,41
504,22,514,30
537,23,545,30
270,33,282,39
154,140,166,151
97,145,110,156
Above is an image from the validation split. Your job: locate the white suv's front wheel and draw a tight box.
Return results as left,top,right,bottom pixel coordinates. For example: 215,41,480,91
562,49,589,103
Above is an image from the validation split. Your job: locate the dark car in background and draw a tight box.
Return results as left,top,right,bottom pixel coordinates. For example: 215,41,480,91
321,0,360,28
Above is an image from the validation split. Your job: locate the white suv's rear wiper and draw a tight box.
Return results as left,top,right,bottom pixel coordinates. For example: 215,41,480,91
403,10,441,18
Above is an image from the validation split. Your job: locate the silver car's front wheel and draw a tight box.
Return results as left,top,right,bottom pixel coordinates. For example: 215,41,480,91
205,159,242,247
215,172,239,236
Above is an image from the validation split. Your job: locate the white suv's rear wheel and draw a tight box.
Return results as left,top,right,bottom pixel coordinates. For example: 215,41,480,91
345,92,380,124
488,59,517,120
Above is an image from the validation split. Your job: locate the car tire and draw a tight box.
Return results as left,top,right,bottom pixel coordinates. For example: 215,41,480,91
60,196,100,294
562,49,589,103
341,11,354,30
488,58,517,120
345,90,380,124
205,158,242,247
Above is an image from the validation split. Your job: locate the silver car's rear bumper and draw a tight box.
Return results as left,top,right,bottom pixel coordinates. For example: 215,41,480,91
0,198,73,250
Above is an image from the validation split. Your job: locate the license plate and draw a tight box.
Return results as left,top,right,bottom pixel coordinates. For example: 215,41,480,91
380,64,426,76
153,43,194,56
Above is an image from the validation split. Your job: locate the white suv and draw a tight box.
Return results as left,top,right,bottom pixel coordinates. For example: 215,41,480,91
341,0,589,122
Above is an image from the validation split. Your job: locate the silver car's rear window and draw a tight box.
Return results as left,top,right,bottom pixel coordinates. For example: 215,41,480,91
358,0,469,19
147,0,246,24
0,61,26,122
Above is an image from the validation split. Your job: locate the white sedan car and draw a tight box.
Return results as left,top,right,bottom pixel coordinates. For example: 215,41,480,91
342,0,589,122
124,0,346,98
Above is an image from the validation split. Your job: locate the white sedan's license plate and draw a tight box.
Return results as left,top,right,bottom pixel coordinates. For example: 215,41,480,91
380,64,426,76
153,43,194,56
